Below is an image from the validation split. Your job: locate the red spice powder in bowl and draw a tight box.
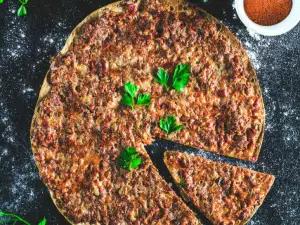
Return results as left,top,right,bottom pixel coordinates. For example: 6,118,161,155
244,0,292,26
235,0,300,36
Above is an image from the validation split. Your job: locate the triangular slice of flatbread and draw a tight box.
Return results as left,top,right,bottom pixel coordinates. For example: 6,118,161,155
164,151,275,225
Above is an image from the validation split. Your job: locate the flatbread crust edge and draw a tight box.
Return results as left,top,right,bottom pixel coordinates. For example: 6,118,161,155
30,2,126,225
193,7,265,162
30,0,265,224
163,151,275,225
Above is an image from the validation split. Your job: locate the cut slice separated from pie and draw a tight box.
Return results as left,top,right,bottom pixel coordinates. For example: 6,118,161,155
164,151,275,225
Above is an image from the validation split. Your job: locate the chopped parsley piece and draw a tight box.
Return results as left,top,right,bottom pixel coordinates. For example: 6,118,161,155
172,64,191,92
120,92,134,109
179,181,185,187
136,93,151,106
120,82,151,110
119,147,142,171
0,0,3,4
155,68,170,91
159,115,183,135
124,81,138,98
154,63,191,92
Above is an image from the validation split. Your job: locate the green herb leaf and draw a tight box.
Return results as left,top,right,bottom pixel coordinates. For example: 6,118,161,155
120,82,150,110
124,82,138,98
17,4,27,17
136,93,150,106
120,82,137,110
38,217,47,225
154,63,191,92
154,68,170,91
119,147,142,171
120,92,134,109
0,211,31,225
19,0,28,4
159,115,183,135
0,0,4,4
130,158,142,170
179,181,185,187
171,64,191,92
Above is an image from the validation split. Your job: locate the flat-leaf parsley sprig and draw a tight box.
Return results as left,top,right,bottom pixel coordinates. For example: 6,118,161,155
18,0,28,17
119,147,142,172
38,218,47,225
159,115,183,135
155,63,191,92
120,82,151,110
0,211,46,225
0,0,29,16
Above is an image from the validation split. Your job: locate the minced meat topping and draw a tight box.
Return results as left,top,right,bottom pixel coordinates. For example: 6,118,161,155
31,0,265,224
164,151,274,225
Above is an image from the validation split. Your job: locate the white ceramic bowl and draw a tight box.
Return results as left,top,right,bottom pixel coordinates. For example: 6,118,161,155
235,0,300,36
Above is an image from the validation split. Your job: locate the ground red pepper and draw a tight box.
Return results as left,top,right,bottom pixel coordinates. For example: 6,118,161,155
244,0,293,26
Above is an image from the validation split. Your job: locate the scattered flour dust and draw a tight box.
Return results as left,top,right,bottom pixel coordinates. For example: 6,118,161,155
0,101,40,212
247,28,262,41
0,0,299,223
230,3,299,151
0,0,68,214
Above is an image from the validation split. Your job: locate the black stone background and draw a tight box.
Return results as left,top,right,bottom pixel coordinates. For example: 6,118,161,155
0,0,299,224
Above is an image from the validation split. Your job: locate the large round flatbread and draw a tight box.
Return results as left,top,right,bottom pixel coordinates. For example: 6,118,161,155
30,0,265,224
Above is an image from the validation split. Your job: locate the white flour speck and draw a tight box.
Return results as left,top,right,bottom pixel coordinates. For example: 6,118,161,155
247,28,261,41
22,88,34,94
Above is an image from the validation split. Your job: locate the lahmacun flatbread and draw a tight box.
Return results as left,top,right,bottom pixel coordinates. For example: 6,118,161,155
31,0,265,223
164,151,275,225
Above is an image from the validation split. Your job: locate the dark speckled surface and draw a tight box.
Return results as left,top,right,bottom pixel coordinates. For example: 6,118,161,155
0,0,299,224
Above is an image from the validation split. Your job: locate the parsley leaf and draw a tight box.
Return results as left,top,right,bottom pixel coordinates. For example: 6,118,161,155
0,211,44,225
179,181,185,187
0,0,4,4
154,68,170,91
120,82,151,110
121,92,134,110
154,63,191,92
17,0,29,17
136,93,150,106
18,4,27,16
172,64,191,92
38,217,47,225
119,147,142,171
159,115,183,135
124,82,138,98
